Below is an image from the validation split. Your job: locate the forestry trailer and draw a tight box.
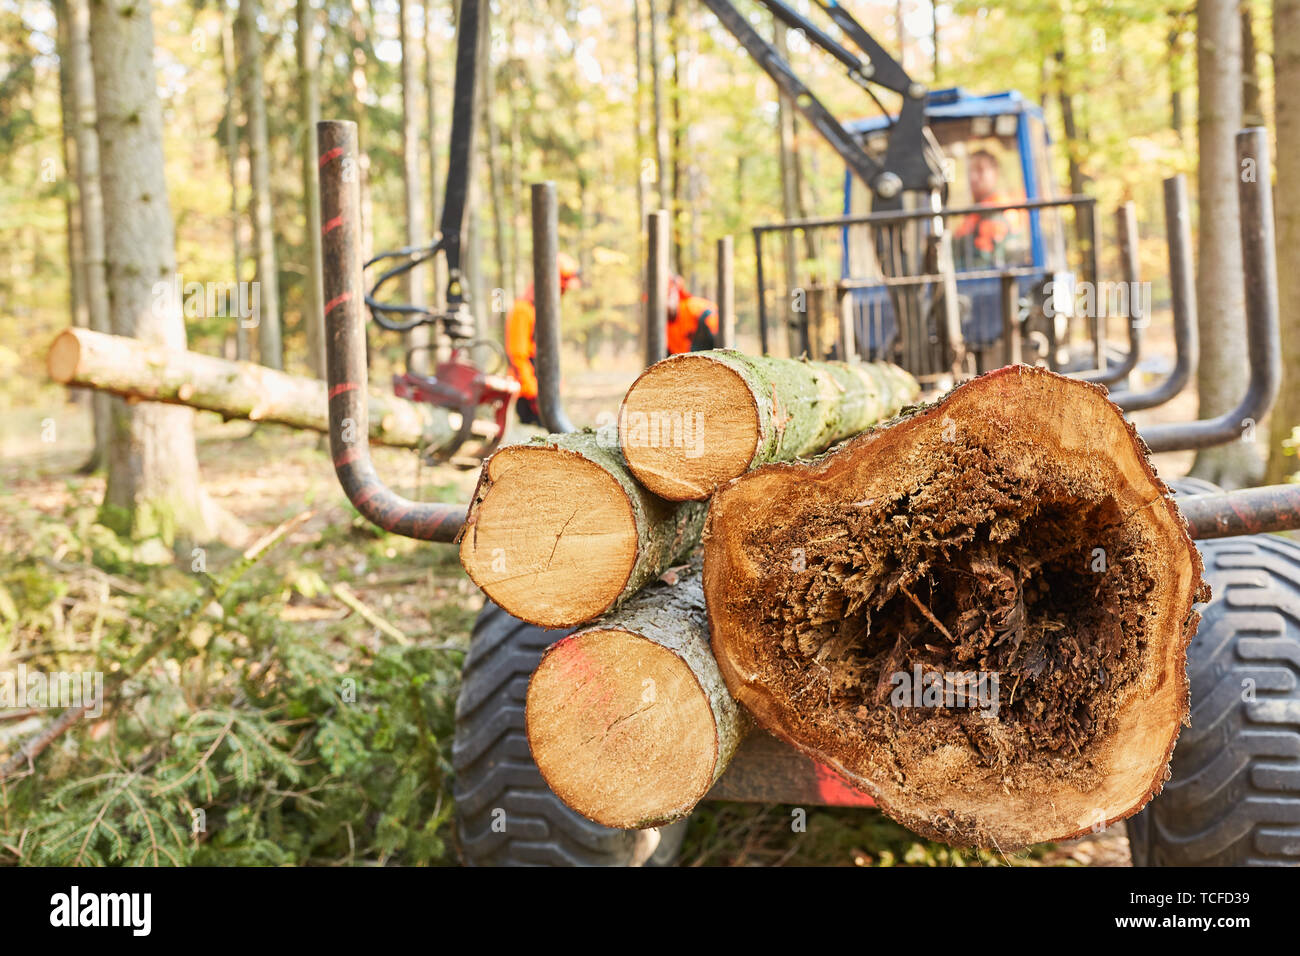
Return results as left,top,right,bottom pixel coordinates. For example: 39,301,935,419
316,0,1300,868
55,0,1295,866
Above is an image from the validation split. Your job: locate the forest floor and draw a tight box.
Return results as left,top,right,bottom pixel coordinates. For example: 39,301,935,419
0,327,1233,866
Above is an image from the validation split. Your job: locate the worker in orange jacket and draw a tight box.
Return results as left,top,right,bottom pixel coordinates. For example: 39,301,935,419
666,275,719,355
504,253,581,425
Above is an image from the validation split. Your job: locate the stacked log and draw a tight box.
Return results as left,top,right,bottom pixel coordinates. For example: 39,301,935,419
53,332,1209,848
484,359,1209,848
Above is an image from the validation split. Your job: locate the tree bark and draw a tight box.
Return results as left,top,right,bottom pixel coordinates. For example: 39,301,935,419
55,0,88,416
298,0,325,380
460,431,707,628
774,23,800,360
1267,0,1300,483
703,366,1208,849
1190,0,1259,488
221,10,248,362
619,352,919,500
400,0,430,374
349,0,374,269
89,0,212,544
1241,1,1264,127
67,0,111,465
48,328,461,451
649,0,668,214
526,559,748,829
425,0,447,310
235,0,282,370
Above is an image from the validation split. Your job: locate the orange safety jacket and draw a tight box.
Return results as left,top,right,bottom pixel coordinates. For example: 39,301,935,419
505,291,537,400
667,295,719,355
952,193,1028,261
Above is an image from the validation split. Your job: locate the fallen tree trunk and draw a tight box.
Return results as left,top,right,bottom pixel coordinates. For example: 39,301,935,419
703,365,1209,849
619,351,919,500
47,327,459,450
459,431,707,628
525,559,747,828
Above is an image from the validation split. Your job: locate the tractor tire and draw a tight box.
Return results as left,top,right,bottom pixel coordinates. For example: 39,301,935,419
453,599,688,866
1126,521,1300,866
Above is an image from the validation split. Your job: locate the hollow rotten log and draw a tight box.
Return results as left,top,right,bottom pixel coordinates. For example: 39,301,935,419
47,327,460,450
525,559,747,828
703,365,1208,849
459,431,707,628
619,351,919,501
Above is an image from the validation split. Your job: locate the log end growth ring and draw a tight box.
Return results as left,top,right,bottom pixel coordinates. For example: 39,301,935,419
459,444,639,628
526,628,719,829
704,365,1208,849
47,329,84,384
620,353,761,501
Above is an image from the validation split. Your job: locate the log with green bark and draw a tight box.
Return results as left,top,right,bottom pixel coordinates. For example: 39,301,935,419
459,430,707,628
618,350,920,500
525,559,748,828
47,327,463,450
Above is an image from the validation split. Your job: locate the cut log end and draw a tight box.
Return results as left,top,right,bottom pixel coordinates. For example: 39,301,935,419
526,628,720,829
705,365,1207,849
459,444,639,628
47,329,82,384
620,353,760,501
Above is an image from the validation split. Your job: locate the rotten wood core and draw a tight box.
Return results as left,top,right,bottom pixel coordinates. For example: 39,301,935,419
525,559,748,829
459,431,706,628
619,351,919,501
704,365,1208,849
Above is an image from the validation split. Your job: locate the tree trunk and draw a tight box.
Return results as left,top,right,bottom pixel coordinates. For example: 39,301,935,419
55,0,88,411
48,328,461,451
235,0,282,370
1055,47,1090,256
1267,0,1300,483
703,366,1209,849
459,431,707,628
425,0,447,311
221,10,249,362
480,10,510,306
1190,0,1258,488
67,0,111,466
774,23,800,358
649,0,668,214
1169,14,1188,139
619,352,919,500
349,0,374,269
89,0,213,544
526,558,748,829
399,0,430,374
669,0,684,274
297,0,325,380
1241,1,1264,127
634,0,648,288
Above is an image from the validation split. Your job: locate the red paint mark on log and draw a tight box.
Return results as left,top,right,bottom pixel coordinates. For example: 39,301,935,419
324,292,350,315
812,762,875,807
322,215,344,236
329,382,359,398
319,146,344,167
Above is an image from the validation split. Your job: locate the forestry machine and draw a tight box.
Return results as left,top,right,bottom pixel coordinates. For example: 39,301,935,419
319,0,1300,868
